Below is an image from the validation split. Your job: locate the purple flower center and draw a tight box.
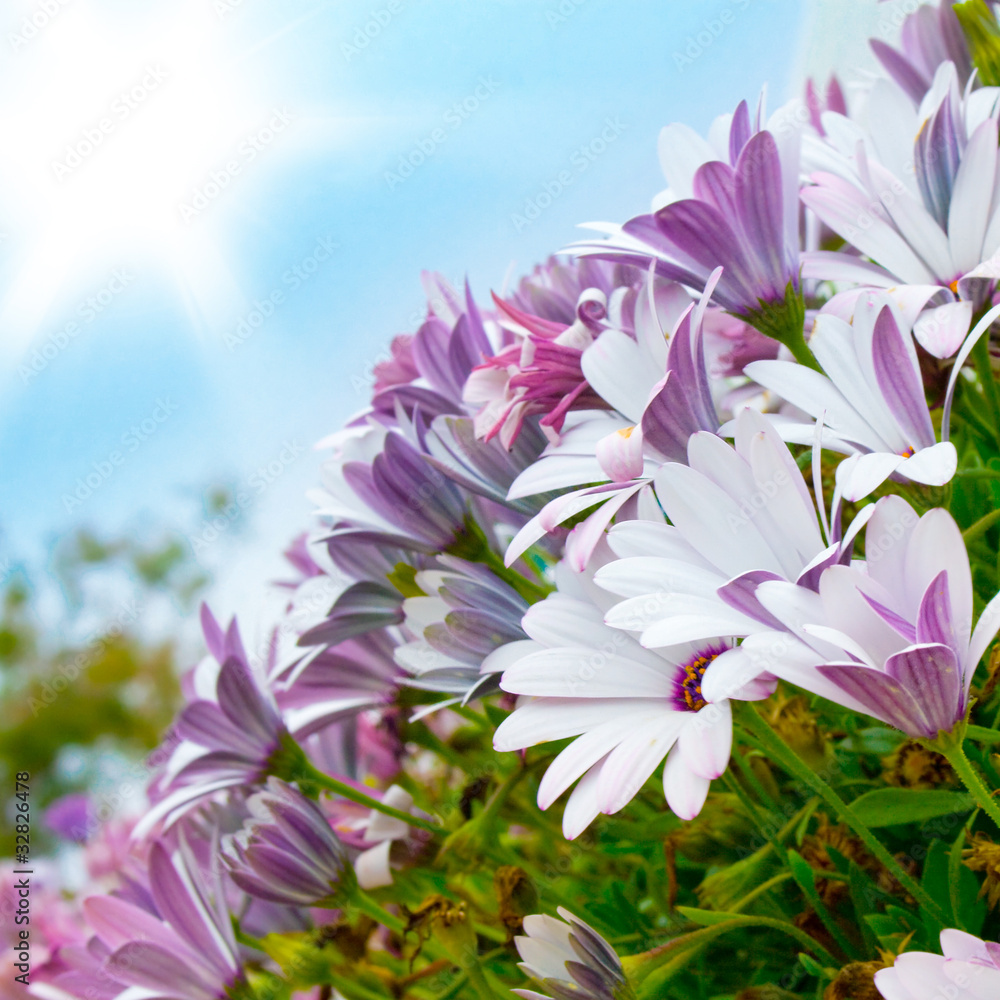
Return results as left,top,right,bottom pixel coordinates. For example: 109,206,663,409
675,649,721,712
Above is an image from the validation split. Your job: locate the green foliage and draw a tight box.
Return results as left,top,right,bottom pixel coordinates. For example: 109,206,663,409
0,524,205,854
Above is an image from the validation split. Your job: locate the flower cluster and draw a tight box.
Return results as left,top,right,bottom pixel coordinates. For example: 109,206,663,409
26,4,1000,1000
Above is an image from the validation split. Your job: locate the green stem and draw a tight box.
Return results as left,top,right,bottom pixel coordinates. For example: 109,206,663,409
736,703,951,927
957,467,1000,480
728,871,794,913
351,889,406,933
300,762,447,835
623,915,838,994
962,506,1000,545
478,543,550,603
934,729,1000,832
730,744,779,811
722,772,787,864
972,332,1000,434
727,767,855,958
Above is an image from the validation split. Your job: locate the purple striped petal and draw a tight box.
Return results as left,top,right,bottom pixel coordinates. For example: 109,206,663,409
859,592,917,645
641,372,701,462
175,701,262,759
148,843,236,978
717,570,785,629
734,131,787,298
692,160,737,218
885,643,962,736
869,39,929,104
915,90,963,229
297,581,405,648
816,662,934,737
105,942,218,1000
870,306,936,448
652,200,757,308
915,571,960,658
215,656,281,745
728,99,752,166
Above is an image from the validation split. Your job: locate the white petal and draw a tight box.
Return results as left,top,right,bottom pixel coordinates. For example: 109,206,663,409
606,519,705,563
662,749,711,820
896,441,958,487
597,713,686,814
354,841,394,890
493,699,628,751
801,180,937,284
521,595,609,647
913,301,973,359
582,329,657,422
561,764,605,840
948,118,999,274
677,701,733,780
537,711,667,809
594,556,724,601
655,461,785,577
480,639,543,676
501,650,675,699
969,589,1000,677
835,452,904,502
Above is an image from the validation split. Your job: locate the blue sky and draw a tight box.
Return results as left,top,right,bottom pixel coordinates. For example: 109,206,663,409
0,0,824,628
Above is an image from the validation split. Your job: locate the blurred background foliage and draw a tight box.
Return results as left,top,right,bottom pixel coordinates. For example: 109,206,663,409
0,514,219,856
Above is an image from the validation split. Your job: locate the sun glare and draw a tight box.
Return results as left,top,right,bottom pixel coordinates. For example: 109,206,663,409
0,0,279,359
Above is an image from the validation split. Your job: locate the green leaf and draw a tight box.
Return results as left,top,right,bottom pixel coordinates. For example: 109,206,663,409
956,0,1000,86
921,840,954,937
850,788,974,827
787,850,859,959
674,907,747,927
966,724,1000,744
847,861,884,955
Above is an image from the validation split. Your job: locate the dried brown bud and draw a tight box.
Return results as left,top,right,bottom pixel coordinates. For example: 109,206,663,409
494,866,538,937
963,832,1000,909
822,960,884,999
767,693,830,770
882,740,955,789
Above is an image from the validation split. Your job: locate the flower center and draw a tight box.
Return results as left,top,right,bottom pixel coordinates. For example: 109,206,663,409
900,446,915,459
676,650,720,712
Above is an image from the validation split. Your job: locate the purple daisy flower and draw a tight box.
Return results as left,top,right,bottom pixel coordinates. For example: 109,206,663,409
222,778,355,908
394,557,531,711
134,606,292,837
514,907,634,1000
570,100,812,365
719,497,1000,740
81,838,245,1000
870,1,972,105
